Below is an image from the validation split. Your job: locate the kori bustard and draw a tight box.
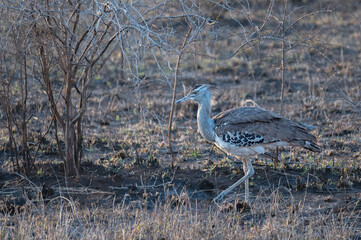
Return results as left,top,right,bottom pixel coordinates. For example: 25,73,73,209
176,84,320,203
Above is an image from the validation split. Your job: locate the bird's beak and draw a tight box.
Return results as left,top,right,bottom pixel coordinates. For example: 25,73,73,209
176,95,191,103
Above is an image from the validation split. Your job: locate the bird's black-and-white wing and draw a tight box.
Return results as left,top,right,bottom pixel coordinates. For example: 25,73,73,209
212,107,320,154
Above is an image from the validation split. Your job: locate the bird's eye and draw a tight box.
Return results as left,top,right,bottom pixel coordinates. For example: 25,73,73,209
193,91,198,95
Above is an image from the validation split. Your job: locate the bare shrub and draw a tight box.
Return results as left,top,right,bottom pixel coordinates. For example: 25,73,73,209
1,0,120,175
0,11,34,175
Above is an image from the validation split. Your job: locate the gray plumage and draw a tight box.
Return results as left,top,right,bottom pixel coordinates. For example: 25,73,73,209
176,84,320,203
213,107,320,152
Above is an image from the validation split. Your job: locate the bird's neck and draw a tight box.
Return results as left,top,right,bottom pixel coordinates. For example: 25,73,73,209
197,99,216,142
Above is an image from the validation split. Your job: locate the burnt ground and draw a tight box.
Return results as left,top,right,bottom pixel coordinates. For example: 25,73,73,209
1,156,361,217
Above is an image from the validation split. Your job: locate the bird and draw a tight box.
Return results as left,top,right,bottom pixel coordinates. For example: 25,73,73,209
176,84,320,203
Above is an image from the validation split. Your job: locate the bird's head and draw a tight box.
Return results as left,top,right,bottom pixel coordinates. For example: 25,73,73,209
176,84,212,104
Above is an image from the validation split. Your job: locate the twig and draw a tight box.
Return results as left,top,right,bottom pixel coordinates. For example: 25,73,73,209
280,0,288,116
339,89,361,115
168,27,192,169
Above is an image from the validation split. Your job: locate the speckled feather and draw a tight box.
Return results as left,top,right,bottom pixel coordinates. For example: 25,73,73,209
222,131,265,147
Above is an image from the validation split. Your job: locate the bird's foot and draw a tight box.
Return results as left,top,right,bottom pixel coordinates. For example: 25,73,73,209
212,192,227,204
235,200,251,211
224,200,251,212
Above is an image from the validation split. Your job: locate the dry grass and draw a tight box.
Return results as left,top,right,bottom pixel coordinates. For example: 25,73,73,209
1,190,360,239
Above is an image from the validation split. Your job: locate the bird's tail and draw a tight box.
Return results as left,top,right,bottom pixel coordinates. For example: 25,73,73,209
304,140,321,152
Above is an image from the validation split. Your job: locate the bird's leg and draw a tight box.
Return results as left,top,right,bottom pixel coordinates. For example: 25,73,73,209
243,159,249,203
213,158,254,203
245,159,254,203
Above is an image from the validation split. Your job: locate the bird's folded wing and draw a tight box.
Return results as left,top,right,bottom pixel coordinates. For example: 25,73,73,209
212,107,316,143
212,107,281,124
